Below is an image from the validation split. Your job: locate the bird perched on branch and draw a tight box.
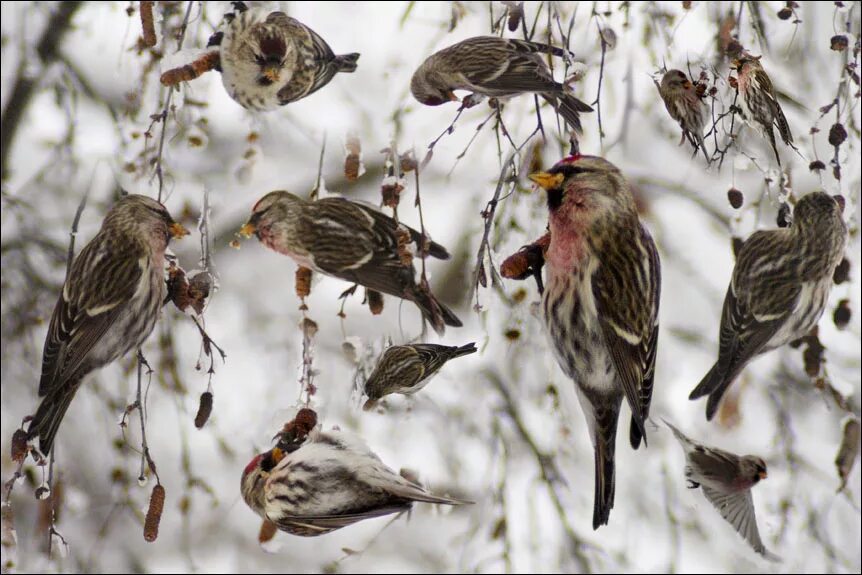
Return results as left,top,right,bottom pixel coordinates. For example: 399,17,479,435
656,69,710,163
689,192,846,420
528,155,661,529
215,3,359,111
411,36,592,132
239,191,462,334
732,54,792,166
663,419,779,561
363,342,477,410
27,194,188,456
241,426,470,536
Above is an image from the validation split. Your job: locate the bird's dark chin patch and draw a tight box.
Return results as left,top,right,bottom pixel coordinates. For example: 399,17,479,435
422,96,447,106
547,189,564,211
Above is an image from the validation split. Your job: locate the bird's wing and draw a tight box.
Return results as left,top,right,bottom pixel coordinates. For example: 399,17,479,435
715,230,799,377
39,235,147,396
701,485,775,558
269,505,412,537
593,221,661,445
752,67,792,144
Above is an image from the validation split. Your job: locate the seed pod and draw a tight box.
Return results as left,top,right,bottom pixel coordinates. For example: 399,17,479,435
833,257,850,284
396,227,413,266
194,392,213,429
166,263,191,312
344,135,362,181
295,266,312,299
140,0,157,47
366,289,384,315
506,2,524,31
776,203,792,228
777,7,792,20
160,51,221,86
828,123,847,147
381,180,405,209
802,335,825,378
809,160,826,172
835,418,860,492
500,250,531,280
188,272,213,315
830,35,849,51
11,428,28,463
833,299,851,329
259,519,278,544
727,188,744,209
144,484,165,542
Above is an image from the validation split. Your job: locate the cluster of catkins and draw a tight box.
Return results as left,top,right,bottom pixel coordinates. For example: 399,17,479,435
17,1,850,561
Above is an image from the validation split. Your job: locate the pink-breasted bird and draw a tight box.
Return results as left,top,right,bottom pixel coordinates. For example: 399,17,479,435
27,194,188,456
664,419,779,560
529,155,661,529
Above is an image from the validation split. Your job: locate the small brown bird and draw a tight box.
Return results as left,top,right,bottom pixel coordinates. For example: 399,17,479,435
241,427,469,536
690,192,847,420
733,54,792,166
529,155,661,529
217,4,359,111
240,191,462,334
656,69,710,163
27,194,188,456
363,342,477,410
664,419,779,561
411,36,592,132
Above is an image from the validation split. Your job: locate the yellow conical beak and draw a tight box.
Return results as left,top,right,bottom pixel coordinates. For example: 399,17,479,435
270,447,285,465
169,222,190,239
758,470,768,480
528,172,565,190
262,64,280,83
238,222,256,238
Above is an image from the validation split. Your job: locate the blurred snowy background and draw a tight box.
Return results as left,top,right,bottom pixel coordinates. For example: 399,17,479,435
1,1,860,573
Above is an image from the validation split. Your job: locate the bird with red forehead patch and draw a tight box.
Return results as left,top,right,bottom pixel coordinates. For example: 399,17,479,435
663,419,779,560
240,425,470,537
239,191,462,334
528,155,661,530
215,4,359,111
732,53,792,166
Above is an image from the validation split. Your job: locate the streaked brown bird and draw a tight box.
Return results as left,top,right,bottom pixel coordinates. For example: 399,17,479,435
411,36,592,132
690,192,846,420
27,194,188,456
363,342,477,410
733,54,792,166
656,69,710,163
240,191,462,334
216,4,359,111
241,427,469,536
664,419,779,561
529,155,661,529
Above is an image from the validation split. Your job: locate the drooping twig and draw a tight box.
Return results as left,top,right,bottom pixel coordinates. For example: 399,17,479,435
152,1,195,203
0,1,83,181
485,369,594,571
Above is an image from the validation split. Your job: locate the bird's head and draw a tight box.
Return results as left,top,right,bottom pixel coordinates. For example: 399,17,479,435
529,155,632,229
660,69,693,92
241,446,286,516
239,191,299,241
107,194,188,249
741,455,768,485
253,33,288,86
410,58,459,106
792,191,845,229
